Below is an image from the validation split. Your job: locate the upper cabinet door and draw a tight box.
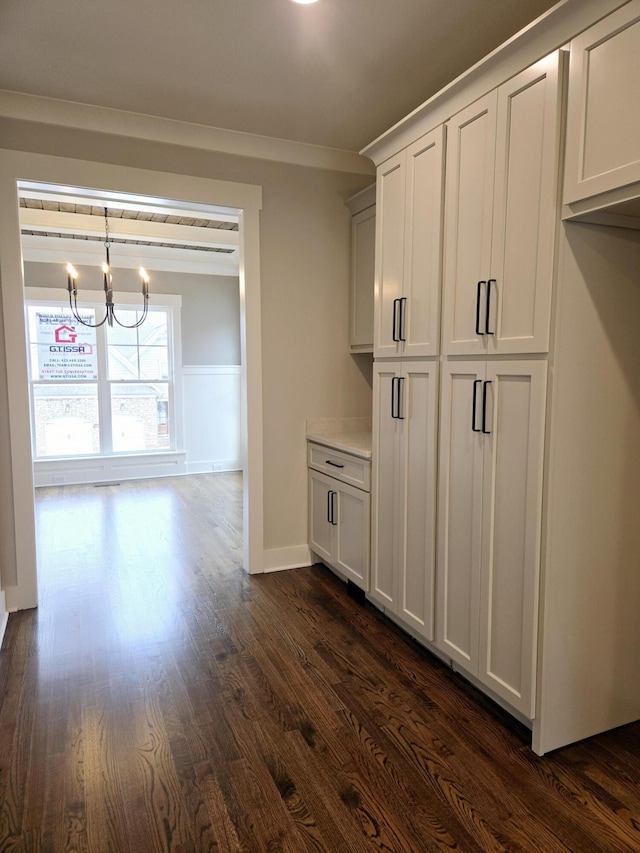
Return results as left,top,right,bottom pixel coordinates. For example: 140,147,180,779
374,152,406,357
402,127,445,358
564,1,640,206
442,92,497,356
442,53,562,357
489,52,562,356
350,205,376,352
374,129,445,358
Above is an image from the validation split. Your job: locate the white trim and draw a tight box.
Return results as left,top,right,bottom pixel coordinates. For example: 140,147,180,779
0,149,265,610
361,0,629,166
0,591,8,648
182,364,241,376
33,452,187,487
186,460,242,475
263,545,313,573
25,287,182,308
0,90,375,177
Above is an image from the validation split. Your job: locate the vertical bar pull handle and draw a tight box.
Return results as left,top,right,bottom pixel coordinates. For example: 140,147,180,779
327,489,332,524
475,281,486,336
397,376,405,420
392,299,399,342
399,297,407,342
472,379,482,432
482,380,492,434
391,376,397,419
331,491,337,526
486,279,495,335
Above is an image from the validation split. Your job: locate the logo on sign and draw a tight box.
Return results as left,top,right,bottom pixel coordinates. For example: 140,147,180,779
51,324,93,354
54,325,78,344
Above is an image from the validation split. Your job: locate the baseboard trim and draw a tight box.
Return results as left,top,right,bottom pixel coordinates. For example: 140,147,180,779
0,591,9,647
263,545,313,573
186,460,242,475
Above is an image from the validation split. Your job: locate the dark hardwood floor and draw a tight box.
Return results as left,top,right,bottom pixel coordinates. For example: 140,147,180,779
1,473,639,851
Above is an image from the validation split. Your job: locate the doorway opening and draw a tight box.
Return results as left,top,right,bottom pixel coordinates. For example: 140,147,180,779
0,151,264,613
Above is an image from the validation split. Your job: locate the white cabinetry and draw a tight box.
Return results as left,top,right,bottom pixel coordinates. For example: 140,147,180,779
436,361,547,717
371,360,439,641
442,53,562,356
374,127,444,359
346,185,376,352
308,443,370,590
564,1,640,210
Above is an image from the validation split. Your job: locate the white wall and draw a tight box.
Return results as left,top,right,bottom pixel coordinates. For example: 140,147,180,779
0,116,373,586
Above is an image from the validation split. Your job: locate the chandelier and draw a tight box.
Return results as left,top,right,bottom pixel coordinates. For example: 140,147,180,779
65,207,150,328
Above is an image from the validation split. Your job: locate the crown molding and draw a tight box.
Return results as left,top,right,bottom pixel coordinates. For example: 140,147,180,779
0,90,375,177
361,0,629,166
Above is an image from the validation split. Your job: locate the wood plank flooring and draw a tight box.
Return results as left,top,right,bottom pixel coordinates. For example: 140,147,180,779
1,473,639,851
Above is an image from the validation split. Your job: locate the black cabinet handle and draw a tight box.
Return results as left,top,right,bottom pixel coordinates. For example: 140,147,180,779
392,298,399,342
330,491,337,526
326,460,344,469
472,379,482,432
486,279,495,335
482,381,492,434
391,376,397,419
397,376,405,420
399,297,407,342
475,281,486,336
327,489,332,523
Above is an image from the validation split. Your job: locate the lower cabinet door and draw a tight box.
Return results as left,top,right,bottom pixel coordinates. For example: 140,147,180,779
397,361,439,641
309,470,335,566
437,359,546,718
371,360,439,642
436,362,486,671
334,482,370,588
371,363,402,609
477,360,547,717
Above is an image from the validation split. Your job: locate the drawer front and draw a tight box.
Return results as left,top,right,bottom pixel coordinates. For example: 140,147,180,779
308,443,370,492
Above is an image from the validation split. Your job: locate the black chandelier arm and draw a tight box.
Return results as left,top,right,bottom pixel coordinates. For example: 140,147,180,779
68,291,110,328
110,297,150,329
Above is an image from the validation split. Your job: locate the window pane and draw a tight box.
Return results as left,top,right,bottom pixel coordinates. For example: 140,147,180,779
139,312,168,346
140,347,169,380
110,383,169,452
108,345,140,380
33,384,100,457
28,306,98,380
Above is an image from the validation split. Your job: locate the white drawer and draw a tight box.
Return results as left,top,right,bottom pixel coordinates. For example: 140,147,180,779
307,442,370,492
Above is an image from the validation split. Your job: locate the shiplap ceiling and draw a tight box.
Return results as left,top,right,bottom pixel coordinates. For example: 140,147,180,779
0,0,561,152
18,191,241,277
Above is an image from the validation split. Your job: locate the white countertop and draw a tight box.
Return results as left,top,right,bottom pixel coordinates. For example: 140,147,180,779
306,431,372,460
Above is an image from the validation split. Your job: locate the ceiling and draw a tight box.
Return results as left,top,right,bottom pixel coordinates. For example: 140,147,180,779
0,0,561,153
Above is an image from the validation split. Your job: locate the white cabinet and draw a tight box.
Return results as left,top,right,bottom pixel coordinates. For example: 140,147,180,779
371,360,439,641
374,126,444,359
564,1,640,208
308,443,370,590
442,53,562,356
436,360,547,717
346,185,376,352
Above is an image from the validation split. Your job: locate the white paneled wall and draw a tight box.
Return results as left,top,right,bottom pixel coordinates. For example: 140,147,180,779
182,366,242,473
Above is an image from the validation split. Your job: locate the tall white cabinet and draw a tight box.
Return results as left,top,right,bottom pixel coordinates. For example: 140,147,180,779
368,46,571,748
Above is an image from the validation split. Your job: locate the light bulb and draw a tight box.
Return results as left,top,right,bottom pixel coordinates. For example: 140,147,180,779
102,262,109,274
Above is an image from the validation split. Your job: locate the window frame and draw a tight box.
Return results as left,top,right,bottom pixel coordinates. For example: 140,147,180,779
25,287,183,462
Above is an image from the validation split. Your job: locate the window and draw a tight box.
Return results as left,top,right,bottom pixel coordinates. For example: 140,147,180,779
26,293,179,460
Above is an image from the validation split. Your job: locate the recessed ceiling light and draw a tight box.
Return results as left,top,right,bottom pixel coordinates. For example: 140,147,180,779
290,0,319,4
